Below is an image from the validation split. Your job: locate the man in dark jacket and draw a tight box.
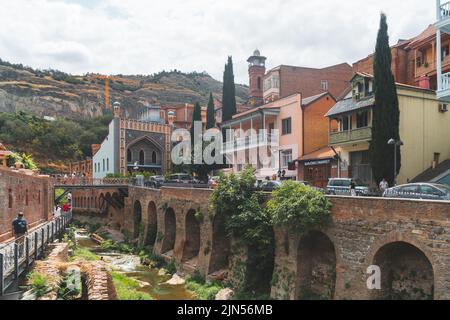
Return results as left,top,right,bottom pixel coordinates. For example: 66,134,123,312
12,212,28,255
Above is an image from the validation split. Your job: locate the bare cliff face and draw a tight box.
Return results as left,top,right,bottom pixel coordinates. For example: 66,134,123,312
0,64,248,120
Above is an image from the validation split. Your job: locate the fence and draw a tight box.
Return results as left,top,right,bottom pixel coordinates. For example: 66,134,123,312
0,211,72,295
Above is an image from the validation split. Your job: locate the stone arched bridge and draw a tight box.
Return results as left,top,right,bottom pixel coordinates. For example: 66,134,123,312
70,185,450,300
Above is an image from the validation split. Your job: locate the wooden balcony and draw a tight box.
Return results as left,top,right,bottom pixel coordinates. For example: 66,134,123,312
329,127,372,146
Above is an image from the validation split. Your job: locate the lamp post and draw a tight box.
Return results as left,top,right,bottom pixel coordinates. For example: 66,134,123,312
387,138,403,186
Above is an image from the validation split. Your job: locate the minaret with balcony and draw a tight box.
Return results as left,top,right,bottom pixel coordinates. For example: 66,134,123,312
247,49,266,107
436,0,450,101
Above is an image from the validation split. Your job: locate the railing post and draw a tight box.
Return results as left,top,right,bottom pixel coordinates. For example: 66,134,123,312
47,225,50,244
51,222,54,242
25,237,30,268
14,243,18,280
0,253,4,296
34,232,38,260
41,229,45,255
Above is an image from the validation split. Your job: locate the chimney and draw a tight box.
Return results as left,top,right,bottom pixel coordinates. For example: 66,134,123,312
418,76,431,90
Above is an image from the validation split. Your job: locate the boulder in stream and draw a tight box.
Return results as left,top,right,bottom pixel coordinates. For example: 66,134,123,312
215,288,234,300
158,268,168,276
165,274,186,285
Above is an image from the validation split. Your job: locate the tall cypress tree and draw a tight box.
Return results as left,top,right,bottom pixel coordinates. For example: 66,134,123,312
206,92,216,129
369,13,401,186
222,56,237,122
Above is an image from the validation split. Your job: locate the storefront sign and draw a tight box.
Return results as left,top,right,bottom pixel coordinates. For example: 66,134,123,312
304,159,331,167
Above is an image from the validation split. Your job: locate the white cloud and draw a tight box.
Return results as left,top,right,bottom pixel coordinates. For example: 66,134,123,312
0,0,435,84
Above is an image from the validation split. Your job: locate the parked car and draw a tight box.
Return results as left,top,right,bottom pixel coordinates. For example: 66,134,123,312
383,183,450,201
145,175,165,189
257,180,283,192
167,173,193,184
326,178,373,196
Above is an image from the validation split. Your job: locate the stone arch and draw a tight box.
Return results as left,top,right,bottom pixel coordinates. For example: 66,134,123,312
370,241,434,300
182,209,201,263
209,213,231,274
296,231,337,300
145,201,158,246
161,207,176,254
133,200,142,239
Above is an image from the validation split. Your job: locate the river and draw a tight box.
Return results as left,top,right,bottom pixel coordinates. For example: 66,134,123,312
76,233,195,300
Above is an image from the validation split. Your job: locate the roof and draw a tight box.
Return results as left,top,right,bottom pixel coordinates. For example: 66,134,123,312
410,159,450,183
325,97,375,117
406,25,436,49
301,92,331,106
298,147,336,162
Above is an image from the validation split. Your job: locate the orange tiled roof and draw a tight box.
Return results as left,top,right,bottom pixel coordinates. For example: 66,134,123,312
298,147,336,161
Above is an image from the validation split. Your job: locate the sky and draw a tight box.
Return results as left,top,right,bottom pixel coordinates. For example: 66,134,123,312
0,0,436,84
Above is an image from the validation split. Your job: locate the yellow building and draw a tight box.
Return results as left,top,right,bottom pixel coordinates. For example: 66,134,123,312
326,72,450,185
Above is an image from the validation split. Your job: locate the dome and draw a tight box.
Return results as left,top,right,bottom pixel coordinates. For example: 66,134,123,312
253,49,260,56
168,110,175,116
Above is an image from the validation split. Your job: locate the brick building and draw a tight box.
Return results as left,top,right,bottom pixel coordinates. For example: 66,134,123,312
0,167,52,241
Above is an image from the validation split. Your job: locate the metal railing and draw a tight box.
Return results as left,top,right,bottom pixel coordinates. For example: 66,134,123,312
440,1,450,20
441,72,450,91
0,211,72,295
52,177,129,186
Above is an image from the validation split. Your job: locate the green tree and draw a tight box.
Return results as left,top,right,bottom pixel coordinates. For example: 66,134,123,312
222,56,237,123
369,13,401,186
206,92,216,129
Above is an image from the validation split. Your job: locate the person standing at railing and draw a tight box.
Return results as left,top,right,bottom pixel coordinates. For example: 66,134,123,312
379,178,389,195
12,212,28,256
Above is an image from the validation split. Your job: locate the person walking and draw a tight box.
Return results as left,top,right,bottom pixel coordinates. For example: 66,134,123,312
379,178,389,195
54,205,62,218
350,179,357,197
63,202,70,213
12,212,28,256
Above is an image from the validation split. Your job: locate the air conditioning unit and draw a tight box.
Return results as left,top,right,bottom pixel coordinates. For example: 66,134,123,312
439,103,449,113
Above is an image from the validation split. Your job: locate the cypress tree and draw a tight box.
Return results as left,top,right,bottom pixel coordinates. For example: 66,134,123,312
206,92,216,129
222,56,237,122
369,13,401,186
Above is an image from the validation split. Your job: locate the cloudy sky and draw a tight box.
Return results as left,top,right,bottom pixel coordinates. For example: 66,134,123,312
0,0,435,84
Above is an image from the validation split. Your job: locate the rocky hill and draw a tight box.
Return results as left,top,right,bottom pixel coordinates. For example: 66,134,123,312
0,59,249,120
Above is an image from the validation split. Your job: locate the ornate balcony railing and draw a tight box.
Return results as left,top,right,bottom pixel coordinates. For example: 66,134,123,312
222,133,279,154
440,1,450,20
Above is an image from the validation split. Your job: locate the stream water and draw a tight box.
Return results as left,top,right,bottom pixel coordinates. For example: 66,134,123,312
76,233,195,300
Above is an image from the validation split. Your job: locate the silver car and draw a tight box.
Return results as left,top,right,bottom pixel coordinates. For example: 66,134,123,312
383,183,450,201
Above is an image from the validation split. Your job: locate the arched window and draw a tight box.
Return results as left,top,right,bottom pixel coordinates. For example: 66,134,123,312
107,158,109,171
127,149,132,163
139,150,145,165
152,151,157,164
103,159,105,171
257,77,261,90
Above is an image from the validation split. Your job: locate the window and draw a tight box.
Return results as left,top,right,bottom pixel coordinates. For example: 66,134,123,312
321,80,328,91
342,116,351,131
8,189,13,209
356,110,369,128
103,159,105,171
152,151,157,164
420,185,443,196
282,118,292,135
107,158,109,171
282,150,293,168
443,45,450,59
127,149,132,162
139,150,145,165
257,77,261,90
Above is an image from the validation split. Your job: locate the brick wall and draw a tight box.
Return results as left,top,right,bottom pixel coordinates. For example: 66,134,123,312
0,168,52,242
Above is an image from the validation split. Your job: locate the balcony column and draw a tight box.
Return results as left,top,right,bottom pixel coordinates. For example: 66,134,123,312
437,0,442,20
437,28,443,91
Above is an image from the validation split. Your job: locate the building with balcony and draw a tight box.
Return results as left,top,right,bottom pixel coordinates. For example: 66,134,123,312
221,92,336,181
326,72,450,185
436,0,450,101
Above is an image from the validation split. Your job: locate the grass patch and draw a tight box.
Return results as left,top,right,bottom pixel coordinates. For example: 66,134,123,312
185,276,224,300
70,247,100,261
27,272,55,298
111,272,153,300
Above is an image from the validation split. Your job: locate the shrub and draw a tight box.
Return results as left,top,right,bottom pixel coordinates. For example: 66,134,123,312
111,272,153,300
71,247,100,261
166,259,177,275
27,272,53,298
185,278,223,300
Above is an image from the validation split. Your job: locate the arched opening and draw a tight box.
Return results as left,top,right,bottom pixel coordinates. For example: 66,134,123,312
152,151,157,164
182,209,201,264
371,242,434,300
161,208,176,254
139,150,145,165
145,201,158,246
133,200,142,239
209,213,231,274
127,149,132,163
257,76,261,90
297,231,336,300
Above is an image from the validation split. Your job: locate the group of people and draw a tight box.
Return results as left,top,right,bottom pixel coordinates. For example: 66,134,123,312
348,178,390,196
54,192,72,218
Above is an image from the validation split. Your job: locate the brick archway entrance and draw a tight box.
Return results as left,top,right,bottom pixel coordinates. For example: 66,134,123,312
161,208,176,255
182,209,201,264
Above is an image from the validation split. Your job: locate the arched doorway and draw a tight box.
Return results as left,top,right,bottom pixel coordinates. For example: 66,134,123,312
371,242,434,300
297,231,336,300
133,200,142,239
182,209,201,263
145,201,158,246
209,213,230,274
161,208,176,254
139,150,145,165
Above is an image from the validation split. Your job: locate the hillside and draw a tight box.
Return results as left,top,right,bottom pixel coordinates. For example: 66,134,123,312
0,59,249,120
